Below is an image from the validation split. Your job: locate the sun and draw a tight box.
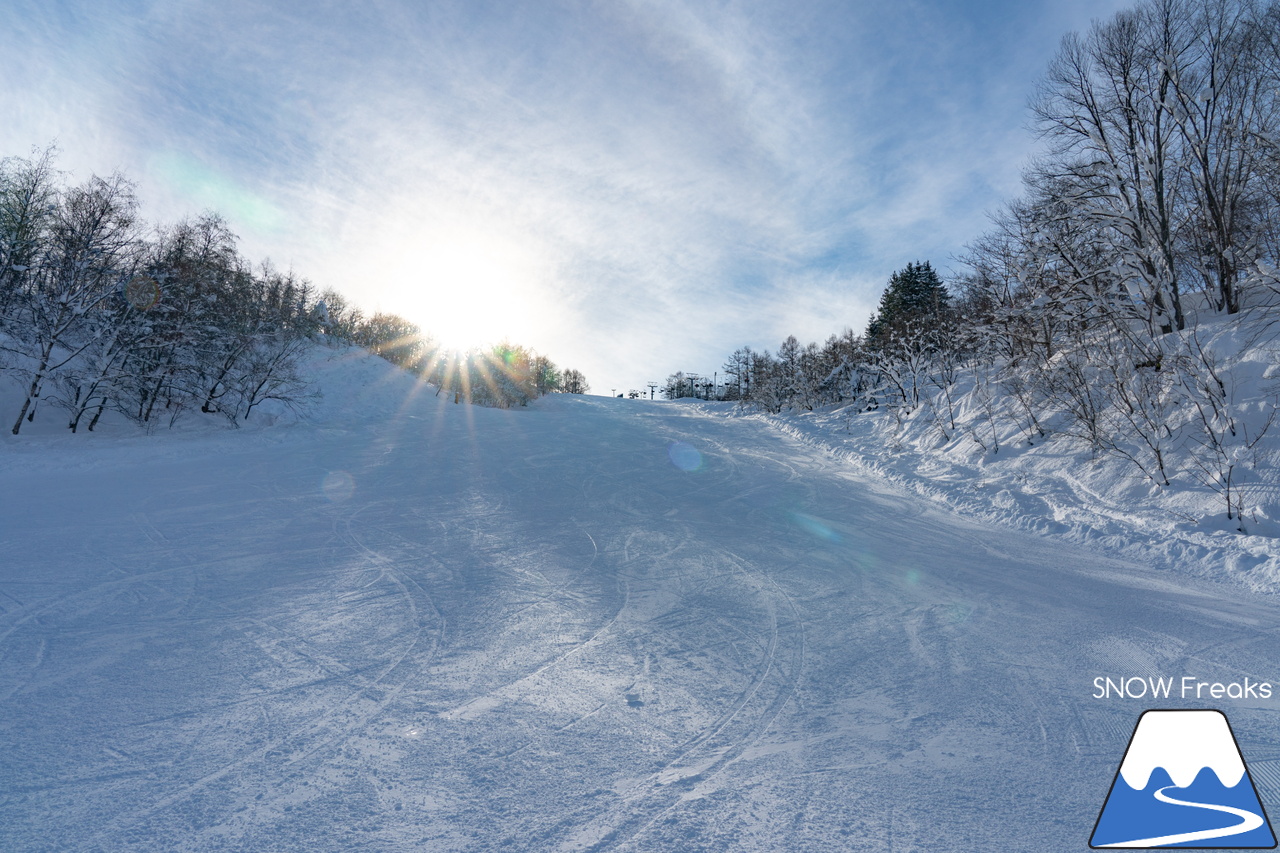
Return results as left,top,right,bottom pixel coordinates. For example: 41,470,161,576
392,227,548,352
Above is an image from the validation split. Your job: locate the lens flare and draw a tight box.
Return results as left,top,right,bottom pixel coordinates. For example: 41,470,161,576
667,441,703,472
790,511,841,543
123,275,162,310
151,151,284,232
322,471,355,502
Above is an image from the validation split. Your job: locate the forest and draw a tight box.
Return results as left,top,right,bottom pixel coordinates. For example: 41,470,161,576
0,151,585,434
669,0,1280,527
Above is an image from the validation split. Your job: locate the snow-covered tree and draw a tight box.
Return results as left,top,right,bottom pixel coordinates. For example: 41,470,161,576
0,146,59,325
9,172,141,433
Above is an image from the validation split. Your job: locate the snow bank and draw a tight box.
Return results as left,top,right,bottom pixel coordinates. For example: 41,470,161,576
715,404,1280,593
697,318,1280,594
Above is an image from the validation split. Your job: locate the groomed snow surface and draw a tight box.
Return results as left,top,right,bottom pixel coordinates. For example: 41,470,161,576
4,345,1280,851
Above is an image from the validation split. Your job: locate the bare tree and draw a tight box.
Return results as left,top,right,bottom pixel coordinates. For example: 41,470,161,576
561,368,589,394
9,172,141,434
1170,0,1280,313
1033,2,1195,333
0,146,59,323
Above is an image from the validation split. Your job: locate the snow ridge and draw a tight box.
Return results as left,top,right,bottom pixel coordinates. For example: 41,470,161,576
692,401,1280,595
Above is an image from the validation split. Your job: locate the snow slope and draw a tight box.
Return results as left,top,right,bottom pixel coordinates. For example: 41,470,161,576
717,387,1280,595
4,346,1280,851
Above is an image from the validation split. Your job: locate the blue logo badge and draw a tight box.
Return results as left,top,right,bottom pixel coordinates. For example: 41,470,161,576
1091,710,1276,848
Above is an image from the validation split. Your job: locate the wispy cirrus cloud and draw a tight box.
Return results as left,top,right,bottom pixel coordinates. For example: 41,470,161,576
1,0,1129,392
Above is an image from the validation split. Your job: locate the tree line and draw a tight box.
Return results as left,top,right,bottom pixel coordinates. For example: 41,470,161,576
0,147,586,433
0,148,324,433
314,289,589,407
683,0,1280,528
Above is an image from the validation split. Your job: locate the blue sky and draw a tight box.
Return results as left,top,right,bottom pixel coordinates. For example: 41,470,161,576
1,0,1127,395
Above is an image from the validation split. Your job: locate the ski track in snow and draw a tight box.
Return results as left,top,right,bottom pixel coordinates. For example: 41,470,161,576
3,363,1280,852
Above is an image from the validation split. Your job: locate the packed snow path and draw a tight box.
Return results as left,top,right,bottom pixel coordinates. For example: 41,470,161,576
4,381,1280,851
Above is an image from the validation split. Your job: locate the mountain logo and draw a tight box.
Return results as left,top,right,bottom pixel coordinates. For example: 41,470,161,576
1091,710,1276,849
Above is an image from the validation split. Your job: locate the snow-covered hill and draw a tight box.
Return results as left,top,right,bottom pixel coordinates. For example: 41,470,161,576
706,316,1280,595
717,394,1280,595
4,344,1280,851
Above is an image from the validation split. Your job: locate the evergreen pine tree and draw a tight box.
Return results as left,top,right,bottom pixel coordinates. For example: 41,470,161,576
865,261,949,344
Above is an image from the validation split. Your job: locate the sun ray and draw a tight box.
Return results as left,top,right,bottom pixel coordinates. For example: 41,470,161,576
388,225,549,352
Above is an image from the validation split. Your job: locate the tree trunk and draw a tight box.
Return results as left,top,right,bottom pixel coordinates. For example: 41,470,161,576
11,347,52,435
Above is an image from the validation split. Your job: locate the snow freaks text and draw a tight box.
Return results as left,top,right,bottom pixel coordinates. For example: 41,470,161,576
1093,677,1273,701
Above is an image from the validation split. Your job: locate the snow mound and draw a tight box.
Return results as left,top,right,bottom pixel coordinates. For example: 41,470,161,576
293,343,448,426
0,341,451,439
